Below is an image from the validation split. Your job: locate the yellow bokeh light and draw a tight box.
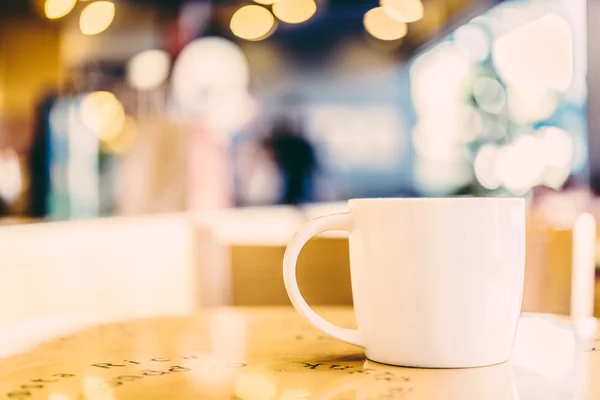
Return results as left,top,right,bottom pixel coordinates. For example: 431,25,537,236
380,0,424,23
44,0,77,19
80,91,125,142
102,116,138,154
254,0,280,4
230,5,276,41
272,0,316,24
79,1,115,36
364,7,407,41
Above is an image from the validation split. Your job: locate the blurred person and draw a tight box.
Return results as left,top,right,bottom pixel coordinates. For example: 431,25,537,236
262,116,317,205
0,196,9,218
28,94,55,218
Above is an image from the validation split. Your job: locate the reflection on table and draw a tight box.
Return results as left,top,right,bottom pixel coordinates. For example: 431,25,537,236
0,308,597,399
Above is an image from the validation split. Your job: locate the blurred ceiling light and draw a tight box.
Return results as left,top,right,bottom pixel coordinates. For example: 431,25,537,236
473,77,506,114
380,0,424,23
44,0,76,19
474,144,501,190
253,0,280,4
409,0,444,39
507,86,557,124
364,7,407,41
80,91,125,142
0,148,23,203
493,14,573,92
127,50,171,91
453,24,490,62
272,0,316,24
230,5,276,41
495,135,545,195
79,1,115,36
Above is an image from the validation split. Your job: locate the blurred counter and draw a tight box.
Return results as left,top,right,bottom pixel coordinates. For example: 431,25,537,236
0,201,599,320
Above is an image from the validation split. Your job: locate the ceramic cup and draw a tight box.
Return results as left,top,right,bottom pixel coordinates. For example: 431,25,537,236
283,198,526,368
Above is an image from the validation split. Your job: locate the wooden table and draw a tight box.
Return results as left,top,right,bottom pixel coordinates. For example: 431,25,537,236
0,307,598,399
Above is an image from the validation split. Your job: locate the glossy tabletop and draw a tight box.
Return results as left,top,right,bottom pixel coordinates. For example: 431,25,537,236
0,307,598,400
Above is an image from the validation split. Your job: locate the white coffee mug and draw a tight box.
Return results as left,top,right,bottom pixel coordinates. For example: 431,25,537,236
283,198,526,368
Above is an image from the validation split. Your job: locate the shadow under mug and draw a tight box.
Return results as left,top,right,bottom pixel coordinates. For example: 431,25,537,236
283,198,526,368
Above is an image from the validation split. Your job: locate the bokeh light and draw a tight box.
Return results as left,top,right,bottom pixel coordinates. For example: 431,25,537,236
272,0,316,24
493,14,573,92
80,91,126,142
411,42,472,114
172,37,249,114
172,37,254,133
102,116,138,154
44,0,77,20
507,87,557,124
253,0,279,4
364,7,408,41
127,50,171,91
79,1,115,36
474,144,501,190
453,24,490,62
539,126,574,188
230,5,276,41
380,0,424,23
0,148,22,203
472,76,506,114
495,135,545,195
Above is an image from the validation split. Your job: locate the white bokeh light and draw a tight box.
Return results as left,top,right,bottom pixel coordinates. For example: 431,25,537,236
172,37,249,114
539,126,574,188
473,76,506,114
493,14,573,92
453,24,491,62
507,86,557,124
411,42,473,115
0,148,22,203
495,135,545,195
474,144,501,190
171,37,254,134
127,50,171,91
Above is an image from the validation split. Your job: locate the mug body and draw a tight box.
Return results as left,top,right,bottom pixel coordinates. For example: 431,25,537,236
348,198,526,368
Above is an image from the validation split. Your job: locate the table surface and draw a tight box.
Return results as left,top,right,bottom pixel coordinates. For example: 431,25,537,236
0,307,598,400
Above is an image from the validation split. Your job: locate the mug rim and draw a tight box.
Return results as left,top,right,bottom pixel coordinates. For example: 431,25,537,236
348,197,525,205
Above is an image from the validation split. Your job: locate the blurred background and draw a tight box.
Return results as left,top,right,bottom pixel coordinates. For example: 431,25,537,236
0,0,592,221
0,0,599,331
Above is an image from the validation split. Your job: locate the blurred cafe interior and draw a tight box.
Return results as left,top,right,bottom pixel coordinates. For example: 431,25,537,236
1,0,600,395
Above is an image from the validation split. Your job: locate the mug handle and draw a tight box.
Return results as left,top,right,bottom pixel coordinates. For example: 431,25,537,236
283,213,364,347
